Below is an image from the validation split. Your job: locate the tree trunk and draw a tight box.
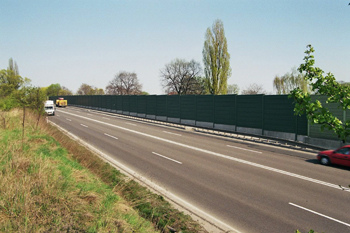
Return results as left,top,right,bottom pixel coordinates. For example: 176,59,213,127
22,106,25,151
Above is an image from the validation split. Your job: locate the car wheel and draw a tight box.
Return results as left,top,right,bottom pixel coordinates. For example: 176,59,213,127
320,156,330,166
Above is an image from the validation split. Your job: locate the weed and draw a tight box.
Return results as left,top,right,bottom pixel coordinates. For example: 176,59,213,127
0,109,158,232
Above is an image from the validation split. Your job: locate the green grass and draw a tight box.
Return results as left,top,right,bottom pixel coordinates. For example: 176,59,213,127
0,109,206,233
0,110,158,232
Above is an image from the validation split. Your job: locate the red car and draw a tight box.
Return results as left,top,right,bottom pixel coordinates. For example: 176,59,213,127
317,145,350,167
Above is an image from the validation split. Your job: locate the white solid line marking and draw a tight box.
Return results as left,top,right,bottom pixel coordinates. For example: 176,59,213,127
163,131,182,136
103,117,110,120
80,124,88,128
152,152,182,164
126,123,137,126
49,120,241,233
66,118,71,121
227,145,262,154
57,115,60,117
104,133,118,140
58,111,350,192
289,202,350,227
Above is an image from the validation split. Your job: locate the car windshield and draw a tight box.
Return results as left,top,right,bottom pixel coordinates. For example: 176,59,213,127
45,106,53,110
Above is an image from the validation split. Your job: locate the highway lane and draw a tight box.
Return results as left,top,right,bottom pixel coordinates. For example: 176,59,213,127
51,107,350,232
61,107,350,188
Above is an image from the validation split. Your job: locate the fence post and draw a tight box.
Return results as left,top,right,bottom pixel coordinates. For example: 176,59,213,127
179,95,181,124
155,96,157,118
166,95,168,122
235,95,237,132
213,95,215,128
295,114,298,141
136,95,138,115
195,95,197,126
129,95,131,116
261,95,265,136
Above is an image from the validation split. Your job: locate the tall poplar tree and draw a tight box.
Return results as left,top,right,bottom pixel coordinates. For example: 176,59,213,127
202,19,231,95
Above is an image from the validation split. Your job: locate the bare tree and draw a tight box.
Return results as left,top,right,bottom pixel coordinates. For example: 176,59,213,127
241,83,267,95
160,59,203,95
273,67,310,94
227,84,239,94
27,87,46,130
77,83,94,95
58,86,73,95
106,71,142,95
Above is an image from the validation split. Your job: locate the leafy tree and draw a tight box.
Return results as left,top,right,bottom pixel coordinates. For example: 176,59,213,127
105,71,142,95
27,87,46,130
289,45,350,142
273,67,310,94
160,59,203,95
0,58,26,97
94,88,105,95
193,76,207,95
0,95,19,111
45,84,73,96
227,84,239,94
46,83,61,97
0,69,23,96
12,85,33,149
8,58,19,76
77,83,104,95
339,81,350,87
241,83,266,95
58,86,73,96
203,19,231,95
77,83,94,95
0,58,30,99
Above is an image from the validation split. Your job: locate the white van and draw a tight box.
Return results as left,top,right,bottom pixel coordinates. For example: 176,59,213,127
44,100,55,116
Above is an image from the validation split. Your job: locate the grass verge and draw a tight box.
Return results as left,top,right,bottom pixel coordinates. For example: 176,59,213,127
0,109,157,232
0,109,206,233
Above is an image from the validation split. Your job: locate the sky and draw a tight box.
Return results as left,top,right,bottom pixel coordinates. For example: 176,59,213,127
1,0,349,95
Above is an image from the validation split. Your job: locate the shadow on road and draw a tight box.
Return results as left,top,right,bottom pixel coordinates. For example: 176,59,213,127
305,159,319,164
305,158,350,171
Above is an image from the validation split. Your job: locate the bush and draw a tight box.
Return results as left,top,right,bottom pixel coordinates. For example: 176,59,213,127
0,96,19,111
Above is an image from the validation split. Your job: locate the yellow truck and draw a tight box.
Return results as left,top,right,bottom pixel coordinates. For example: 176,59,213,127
56,98,67,107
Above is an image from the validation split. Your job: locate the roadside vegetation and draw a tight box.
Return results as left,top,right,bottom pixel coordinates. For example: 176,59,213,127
3,45,339,232
0,58,205,232
0,109,206,232
0,109,156,232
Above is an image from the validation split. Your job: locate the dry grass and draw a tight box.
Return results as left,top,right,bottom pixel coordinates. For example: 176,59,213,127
0,109,158,232
41,115,206,232
0,109,206,232
44,113,207,233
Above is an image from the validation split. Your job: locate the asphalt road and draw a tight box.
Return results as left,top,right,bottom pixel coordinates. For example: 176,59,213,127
50,106,350,233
